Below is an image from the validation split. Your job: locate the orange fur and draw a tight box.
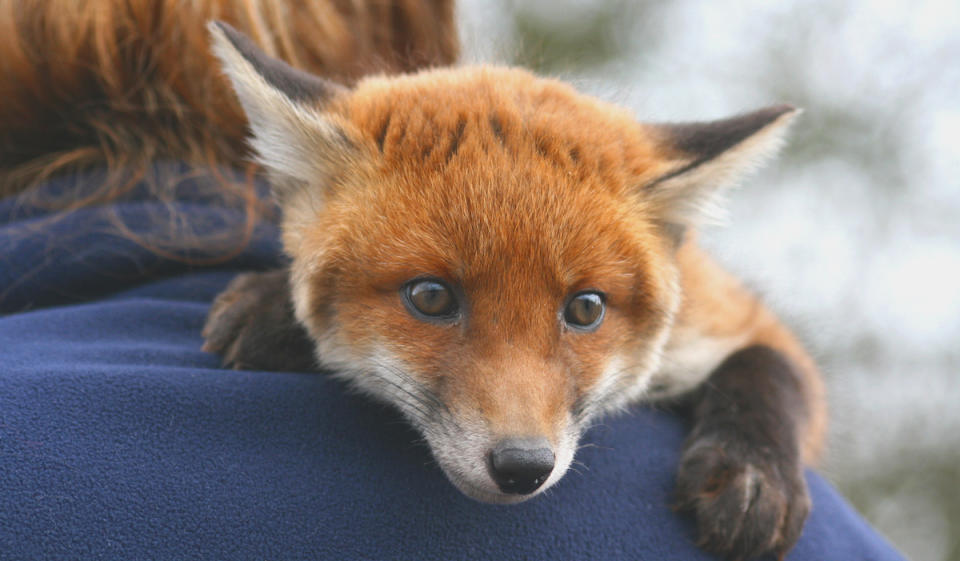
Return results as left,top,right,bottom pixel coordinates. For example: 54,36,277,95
266,66,825,462
671,242,827,462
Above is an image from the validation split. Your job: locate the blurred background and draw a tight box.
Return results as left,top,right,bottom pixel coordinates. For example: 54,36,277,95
456,1,959,560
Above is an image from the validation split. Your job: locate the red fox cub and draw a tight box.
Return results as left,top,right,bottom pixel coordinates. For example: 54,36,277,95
203,22,827,561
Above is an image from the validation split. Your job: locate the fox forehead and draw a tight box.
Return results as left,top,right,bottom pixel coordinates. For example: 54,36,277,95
338,66,675,184
304,66,678,290
326,164,662,285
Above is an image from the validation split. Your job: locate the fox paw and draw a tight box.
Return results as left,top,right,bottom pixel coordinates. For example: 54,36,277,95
675,438,810,561
202,270,317,372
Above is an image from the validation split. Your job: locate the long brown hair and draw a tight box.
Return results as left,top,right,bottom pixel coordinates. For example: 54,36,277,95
0,0,457,260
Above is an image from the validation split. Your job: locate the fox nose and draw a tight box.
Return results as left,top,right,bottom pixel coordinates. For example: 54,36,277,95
488,437,555,495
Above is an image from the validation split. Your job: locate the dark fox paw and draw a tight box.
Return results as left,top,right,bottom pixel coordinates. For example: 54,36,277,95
675,438,810,561
202,270,317,372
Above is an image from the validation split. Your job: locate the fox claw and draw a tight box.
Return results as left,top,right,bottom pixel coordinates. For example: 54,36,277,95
675,438,809,561
202,270,317,372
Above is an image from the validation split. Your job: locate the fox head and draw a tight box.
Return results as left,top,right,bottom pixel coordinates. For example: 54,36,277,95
210,22,797,502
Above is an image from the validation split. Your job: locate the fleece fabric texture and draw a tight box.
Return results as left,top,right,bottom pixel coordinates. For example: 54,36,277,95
0,168,904,561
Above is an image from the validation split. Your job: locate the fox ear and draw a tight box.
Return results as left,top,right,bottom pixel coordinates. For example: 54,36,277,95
208,21,352,200
644,105,798,237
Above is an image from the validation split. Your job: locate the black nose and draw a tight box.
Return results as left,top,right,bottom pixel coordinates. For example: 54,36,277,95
488,437,555,495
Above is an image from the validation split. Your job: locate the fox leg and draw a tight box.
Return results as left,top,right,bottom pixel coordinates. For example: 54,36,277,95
674,345,812,560
202,269,317,372
663,244,827,560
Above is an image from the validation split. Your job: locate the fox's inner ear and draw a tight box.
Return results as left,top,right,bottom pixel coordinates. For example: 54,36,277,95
207,21,352,201
643,105,799,242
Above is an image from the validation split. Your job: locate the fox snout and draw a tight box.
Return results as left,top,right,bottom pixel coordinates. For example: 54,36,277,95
425,423,574,504
420,388,579,504
488,437,555,495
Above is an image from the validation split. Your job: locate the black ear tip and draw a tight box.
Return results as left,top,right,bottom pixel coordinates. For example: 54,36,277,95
208,20,258,60
208,20,244,47
208,20,228,35
657,104,800,164
765,104,801,120
207,17,347,103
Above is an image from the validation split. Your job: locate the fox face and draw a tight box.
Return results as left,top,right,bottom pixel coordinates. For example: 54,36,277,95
291,100,683,500
210,22,797,503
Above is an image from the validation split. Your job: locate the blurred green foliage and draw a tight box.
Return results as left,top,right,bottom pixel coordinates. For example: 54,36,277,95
508,0,635,73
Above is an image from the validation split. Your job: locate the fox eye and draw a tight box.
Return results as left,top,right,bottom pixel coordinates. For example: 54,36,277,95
404,279,459,320
563,291,605,330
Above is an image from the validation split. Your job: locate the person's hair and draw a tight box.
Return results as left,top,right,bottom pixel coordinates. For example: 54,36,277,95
0,0,458,261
